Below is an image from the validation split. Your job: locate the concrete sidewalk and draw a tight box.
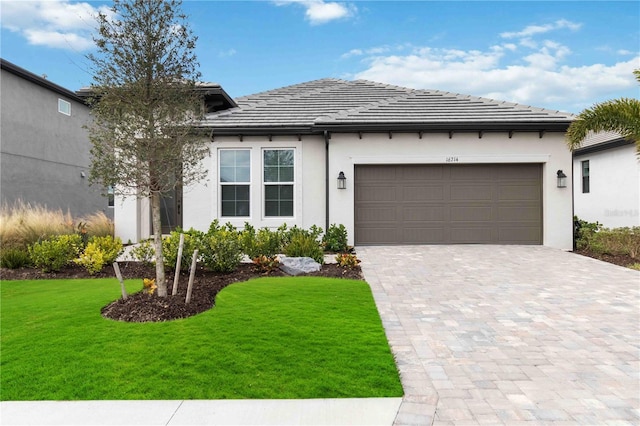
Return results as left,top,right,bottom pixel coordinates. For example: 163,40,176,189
0,398,403,425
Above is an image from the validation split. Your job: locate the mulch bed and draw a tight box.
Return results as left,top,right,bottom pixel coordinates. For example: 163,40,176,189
0,261,363,323
573,249,638,268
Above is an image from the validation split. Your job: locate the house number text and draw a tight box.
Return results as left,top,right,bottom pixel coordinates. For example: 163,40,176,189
446,156,459,163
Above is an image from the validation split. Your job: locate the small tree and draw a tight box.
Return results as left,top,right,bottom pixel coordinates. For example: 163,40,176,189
87,0,207,296
566,69,640,154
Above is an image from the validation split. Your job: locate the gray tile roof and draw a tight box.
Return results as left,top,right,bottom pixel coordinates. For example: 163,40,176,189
202,78,574,134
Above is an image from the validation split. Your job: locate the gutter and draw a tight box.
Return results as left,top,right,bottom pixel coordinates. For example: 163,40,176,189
573,138,633,156
324,130,330,232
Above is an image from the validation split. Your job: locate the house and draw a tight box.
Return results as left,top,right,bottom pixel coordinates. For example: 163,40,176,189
572,131,639,228
114,78,575,249
0,58,110,218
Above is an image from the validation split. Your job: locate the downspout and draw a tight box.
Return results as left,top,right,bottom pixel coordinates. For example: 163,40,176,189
324,130,330,232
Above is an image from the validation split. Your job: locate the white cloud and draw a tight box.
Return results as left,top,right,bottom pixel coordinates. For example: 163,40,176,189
347,20,638,113
500,19,582,39
0,0,106,51
218,48,237,58
273,0,356,25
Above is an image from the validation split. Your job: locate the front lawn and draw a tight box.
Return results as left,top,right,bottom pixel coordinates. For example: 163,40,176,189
0,277,403,400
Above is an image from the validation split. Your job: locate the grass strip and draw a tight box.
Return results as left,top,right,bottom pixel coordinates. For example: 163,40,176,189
1,277,402,400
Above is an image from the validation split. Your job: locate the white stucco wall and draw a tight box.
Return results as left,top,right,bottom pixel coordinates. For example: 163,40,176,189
182,135,327,233
573,144,640,228
328,131,574,250
116,130,574,250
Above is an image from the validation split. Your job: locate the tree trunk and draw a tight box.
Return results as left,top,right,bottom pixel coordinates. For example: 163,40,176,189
150,191,167,297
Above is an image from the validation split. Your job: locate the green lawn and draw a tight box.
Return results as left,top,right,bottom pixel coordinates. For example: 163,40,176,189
0,276,403,401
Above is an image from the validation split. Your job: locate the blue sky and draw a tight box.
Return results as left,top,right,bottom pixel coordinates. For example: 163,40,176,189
1,0,638,113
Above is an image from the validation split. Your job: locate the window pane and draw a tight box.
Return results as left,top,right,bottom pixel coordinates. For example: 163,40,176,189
279,166,294,182
280,184,293,199
236,150,250,166
265,185,279,199
279,150,294,165
236,167,250,182
280,200,293,217
264,150,279,166
264,166,279,182
221,185,250,217
265,201,279,217
220,166,235,182
220,151,235,167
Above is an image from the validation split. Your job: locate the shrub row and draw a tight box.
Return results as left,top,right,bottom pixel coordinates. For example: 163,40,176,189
574,217,640,259
131,222,352,273
1,234,123,274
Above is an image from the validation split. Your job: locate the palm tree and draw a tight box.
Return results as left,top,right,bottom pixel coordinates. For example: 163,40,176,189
566,69,640,153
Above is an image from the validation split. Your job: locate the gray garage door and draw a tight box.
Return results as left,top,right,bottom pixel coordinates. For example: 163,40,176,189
354,164,542,245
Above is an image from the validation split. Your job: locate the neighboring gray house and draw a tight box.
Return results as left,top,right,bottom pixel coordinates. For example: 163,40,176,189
573,131,639,228
0,58,110,218
115,78,576,249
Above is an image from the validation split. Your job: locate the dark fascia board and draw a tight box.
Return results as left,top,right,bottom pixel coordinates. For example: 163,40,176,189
1,58,86,104
573,137,634,156
203,120,571,137
196,84,238,109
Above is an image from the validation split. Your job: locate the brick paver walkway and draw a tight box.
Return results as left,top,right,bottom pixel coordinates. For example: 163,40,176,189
358,245,640,425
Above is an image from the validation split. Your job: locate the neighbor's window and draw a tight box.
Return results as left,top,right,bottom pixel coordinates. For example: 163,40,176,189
58,99,71,116
581,160,590,193
263,149,294,217
219,149,250,217
107,186,114,207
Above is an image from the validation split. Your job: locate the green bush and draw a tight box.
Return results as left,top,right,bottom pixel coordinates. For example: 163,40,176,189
130,239,154,265
284,228,324,264
0,248,32,269
574,216,602,251
88,235,123,264
162,229,204,271
591,227,640,258
335,253,360,268
323,223,348,253
74,242,105,275
241,223,282,259
29,234,83,272
201,225,243,273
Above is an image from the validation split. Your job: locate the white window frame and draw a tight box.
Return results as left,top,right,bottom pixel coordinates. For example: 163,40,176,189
218,149,251,218
262,148,295,218
58,98,71,116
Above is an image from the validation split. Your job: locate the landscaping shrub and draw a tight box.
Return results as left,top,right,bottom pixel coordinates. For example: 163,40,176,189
74,242,105,275
82,212,114,238
323,223,348,253
241,223,282,260
130,239,154,265
335,253,360,268
574,216,602,251
591,227,640,258
283,226,324,264
201,224,243,272
89,235,123,264
29,234,83,272
0,248,32,269
162,229,204,271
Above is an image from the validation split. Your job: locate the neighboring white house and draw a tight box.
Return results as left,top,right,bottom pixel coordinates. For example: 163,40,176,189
114,78,575,249
573,131,639,228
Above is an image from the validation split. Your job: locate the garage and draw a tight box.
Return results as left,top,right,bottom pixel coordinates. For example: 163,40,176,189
354,163,542,245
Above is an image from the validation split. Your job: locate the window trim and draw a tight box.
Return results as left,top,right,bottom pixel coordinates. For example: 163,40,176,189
581,160,590,194
219,148,251,218
58,98,71,116
262,148,295,218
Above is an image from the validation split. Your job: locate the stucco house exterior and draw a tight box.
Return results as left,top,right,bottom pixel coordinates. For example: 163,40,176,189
0,58,110,218
572,131,639,228
114,78,575,249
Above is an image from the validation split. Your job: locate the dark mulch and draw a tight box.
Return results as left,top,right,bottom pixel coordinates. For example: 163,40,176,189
573,249,638,268
0,261,364,323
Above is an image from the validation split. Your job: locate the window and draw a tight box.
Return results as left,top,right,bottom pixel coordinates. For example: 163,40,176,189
219,150,250,216
58,99,71,116
581,160,590,193
264,149,294,217
107,186,114,207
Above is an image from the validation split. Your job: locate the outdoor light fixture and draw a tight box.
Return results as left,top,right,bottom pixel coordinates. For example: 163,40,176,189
337,171,346,189
556,170,567,188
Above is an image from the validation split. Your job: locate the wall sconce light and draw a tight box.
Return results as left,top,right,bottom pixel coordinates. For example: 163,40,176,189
337,171,346,189
556,170,567,188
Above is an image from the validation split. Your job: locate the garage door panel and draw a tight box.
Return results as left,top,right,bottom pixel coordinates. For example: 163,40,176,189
403,185,444,201
355,164,542,245
499,185,541,201
356,206,397,221
450,227,494,243
403,206,445,221
356,186,397,202
450,185,493,201
451,205,493,221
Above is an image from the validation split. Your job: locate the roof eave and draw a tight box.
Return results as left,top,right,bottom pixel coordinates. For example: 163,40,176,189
573,137,634,156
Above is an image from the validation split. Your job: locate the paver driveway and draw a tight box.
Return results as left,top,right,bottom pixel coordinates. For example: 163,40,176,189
357,245,640,425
